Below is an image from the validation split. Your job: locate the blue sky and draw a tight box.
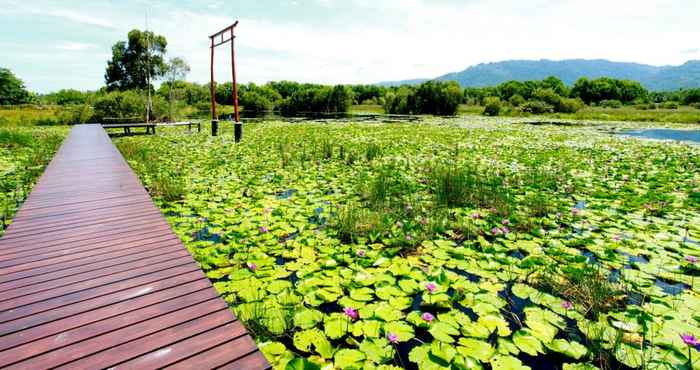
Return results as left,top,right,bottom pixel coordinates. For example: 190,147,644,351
1,0,698,93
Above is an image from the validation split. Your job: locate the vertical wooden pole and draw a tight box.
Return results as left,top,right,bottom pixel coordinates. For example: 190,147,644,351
210,37,218,136
231,28,240,123
210,37,217,120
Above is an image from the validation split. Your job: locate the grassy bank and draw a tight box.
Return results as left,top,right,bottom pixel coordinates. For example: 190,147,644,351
0,125,67,234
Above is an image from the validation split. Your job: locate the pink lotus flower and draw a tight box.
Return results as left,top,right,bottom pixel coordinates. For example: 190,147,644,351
612,234,621,242
425,282,437,293
686,256,698,264
387,332,399,344
343,307,359,321
561,300,573,310
259,226,269,233
491,227,501,236
357,249,366,257
681,333,699,346
502,219,510,226
571,208,580,216
501,227,510,235
471,212,480,220
247,262,257,271
421,312,435,322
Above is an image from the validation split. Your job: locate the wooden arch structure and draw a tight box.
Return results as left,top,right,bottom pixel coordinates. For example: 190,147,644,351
209,21,241,140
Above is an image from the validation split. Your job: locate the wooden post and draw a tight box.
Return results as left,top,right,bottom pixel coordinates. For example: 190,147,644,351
210,36,218,136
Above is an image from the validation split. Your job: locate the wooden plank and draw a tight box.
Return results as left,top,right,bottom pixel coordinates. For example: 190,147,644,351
0,125,267,369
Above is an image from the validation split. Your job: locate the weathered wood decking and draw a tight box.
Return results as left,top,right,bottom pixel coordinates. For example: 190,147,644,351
0,125,269,369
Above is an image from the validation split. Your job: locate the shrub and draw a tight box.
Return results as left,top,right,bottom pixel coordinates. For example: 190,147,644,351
520,100,554,114
557,98,584,113
383,81,462,115
508,94,526,107
92,90,167,122
691,103,700,110
240,91,272,113
661,101,679,109
599,99,623,108
482,97,502,116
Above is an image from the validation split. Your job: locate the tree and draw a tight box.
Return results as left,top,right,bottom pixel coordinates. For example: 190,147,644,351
0,68,30,105
105,29,168,91
164,57,190,119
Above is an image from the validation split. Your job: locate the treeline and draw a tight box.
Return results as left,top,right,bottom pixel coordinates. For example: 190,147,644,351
466,76,700,116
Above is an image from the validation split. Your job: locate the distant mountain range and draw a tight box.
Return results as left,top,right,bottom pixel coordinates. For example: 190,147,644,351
377,59,700,91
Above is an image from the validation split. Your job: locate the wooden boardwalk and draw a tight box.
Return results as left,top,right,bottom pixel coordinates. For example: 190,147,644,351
0,125,269,369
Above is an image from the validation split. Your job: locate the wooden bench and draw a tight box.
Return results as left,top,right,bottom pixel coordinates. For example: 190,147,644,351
102,122,201,135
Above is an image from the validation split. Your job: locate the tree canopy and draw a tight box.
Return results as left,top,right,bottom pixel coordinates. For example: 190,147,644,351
105,29,168,91
0,68,31,105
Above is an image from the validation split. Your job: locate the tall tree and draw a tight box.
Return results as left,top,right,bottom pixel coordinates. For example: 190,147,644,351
0,68,30,105
164,57,190,119
105,29,168,91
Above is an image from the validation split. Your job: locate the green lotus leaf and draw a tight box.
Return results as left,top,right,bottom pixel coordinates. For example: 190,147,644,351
294,308,324,329
324,314,352,339
430,340,457,363
350,287,374,301
545,339,588,360
457,337,495,362
512,329,544,356
375,285,406,300
478,314,512,337
268,279,293,294
359,338,393,364
285,357,322,370
423,292,450,306
334,349,366,369
408,344,451,370
383,321,414,342
429,322,460,343
490,355,530,370
354,319,382,338
614,343,644,369
398,279,420,294
293,328,335,359
260,341,295,370
497,338,520,356
563,364,600,370
375,302,403,321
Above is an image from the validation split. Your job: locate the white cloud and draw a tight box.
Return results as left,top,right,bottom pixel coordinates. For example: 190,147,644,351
3,0,700,92
55,41,96,51
48,9,115,29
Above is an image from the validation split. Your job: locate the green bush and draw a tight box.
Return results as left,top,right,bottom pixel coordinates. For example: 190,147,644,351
92,90,167,122
557,98,584,113
691,103,700,110
482,97,502,116
240,91,272,113
661,101,679,109
383,88,412,115
599,99,623,108
520,100,554,114
508,94,526,107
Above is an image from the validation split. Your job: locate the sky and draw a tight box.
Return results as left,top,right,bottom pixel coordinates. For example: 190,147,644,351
1,0,699,93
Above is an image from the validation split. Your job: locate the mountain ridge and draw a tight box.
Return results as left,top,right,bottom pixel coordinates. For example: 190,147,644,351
378,59,700,91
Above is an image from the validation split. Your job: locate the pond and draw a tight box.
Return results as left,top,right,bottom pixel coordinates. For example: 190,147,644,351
622,129,700,144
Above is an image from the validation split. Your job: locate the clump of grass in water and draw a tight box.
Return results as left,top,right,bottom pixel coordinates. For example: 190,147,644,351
535,266,627,319
365,142,382,161
320,139,333,160
334,204,365,243
430,162,513,213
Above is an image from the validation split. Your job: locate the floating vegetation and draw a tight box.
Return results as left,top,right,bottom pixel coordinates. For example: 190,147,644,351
116,118,700,370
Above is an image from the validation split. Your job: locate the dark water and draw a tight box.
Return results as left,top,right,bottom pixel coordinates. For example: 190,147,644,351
622,129,700,144
217,111,422,123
